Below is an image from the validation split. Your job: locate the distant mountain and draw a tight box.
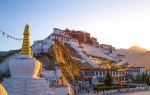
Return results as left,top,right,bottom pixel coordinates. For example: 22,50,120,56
128,45,149,54
115,46,150,68
0,50,18,56
0,50,19,63
129,51,150,67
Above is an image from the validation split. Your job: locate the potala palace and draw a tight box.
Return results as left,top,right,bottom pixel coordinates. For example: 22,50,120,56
0,25,150,95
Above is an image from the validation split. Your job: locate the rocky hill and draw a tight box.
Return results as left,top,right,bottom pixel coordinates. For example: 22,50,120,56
34,41,83,85
128,51,150,67
115,46,150,68
128,45,149,54
0,50,19,63
0,40,83,85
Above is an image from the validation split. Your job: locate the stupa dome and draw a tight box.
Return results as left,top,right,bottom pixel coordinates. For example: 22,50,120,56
9,54,42,78
0,84,7,95
2,24,54,95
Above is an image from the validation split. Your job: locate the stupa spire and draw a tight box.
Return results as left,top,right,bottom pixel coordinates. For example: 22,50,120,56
21,24,32,55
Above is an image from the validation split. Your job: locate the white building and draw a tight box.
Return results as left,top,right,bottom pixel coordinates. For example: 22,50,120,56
41,69,62,86
126,66,145,76
48,33,72,43
53,28,64,35
116,54,125,61
100,44,116,54
32,39,54,54
47,28,74,43
81,68,126,84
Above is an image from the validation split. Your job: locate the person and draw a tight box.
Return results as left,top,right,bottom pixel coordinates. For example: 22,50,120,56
85,86,88,92
93,87,96,94
67,93,69,95
93,84,95,88
87,89,89,94
117,89,120,93
96,89,99,94
94,90,96,94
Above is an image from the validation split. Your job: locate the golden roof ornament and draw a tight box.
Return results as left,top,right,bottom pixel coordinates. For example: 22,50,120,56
20,24,32,55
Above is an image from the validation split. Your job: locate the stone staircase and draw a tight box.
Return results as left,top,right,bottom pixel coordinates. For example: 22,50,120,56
69,42,99,68
2,78,54,95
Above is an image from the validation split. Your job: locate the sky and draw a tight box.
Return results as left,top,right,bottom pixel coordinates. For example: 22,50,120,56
0,0,150,51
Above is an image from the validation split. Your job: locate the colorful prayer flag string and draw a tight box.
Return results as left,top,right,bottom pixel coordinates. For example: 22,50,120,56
0,29,23,41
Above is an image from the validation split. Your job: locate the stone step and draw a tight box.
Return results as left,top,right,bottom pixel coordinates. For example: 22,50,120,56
2,78,54,95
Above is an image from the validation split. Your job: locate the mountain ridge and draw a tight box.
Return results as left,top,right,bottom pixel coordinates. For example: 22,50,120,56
115,45,150,68
128,45,149,53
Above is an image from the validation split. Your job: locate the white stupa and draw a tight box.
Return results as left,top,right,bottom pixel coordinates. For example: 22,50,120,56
2,25,54,95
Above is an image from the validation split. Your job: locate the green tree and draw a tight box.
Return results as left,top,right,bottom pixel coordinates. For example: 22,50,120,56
135,73,141,81
103,70,114,86
144,75,150,87
141,73,146,81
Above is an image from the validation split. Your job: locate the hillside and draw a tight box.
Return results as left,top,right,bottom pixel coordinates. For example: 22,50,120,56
0,50,19,63
128,45,149,54
129,52,150,67
34,41,83,85
115,46,150,68
0,41,84,83
116,45,148,55
51,41,83,85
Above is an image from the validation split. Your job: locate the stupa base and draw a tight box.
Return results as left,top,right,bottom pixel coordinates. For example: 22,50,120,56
2,78,54,95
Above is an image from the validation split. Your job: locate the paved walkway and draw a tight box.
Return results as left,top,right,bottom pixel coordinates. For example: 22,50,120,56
77,90,150,95
76,88,150,95
124,90,150,95
76,89,111,95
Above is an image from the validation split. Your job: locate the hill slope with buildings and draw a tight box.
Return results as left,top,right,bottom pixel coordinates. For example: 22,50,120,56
1,28,150,71
37,41,82,85
1,28,150,89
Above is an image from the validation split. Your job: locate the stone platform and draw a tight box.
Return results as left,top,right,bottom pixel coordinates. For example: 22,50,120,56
2,78,54,95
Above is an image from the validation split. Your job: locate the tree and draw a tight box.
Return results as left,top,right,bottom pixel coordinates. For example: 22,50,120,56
103,70,114,95
103,70,114,86
141,73,146,81
144,75,150,87
135,73,141,81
